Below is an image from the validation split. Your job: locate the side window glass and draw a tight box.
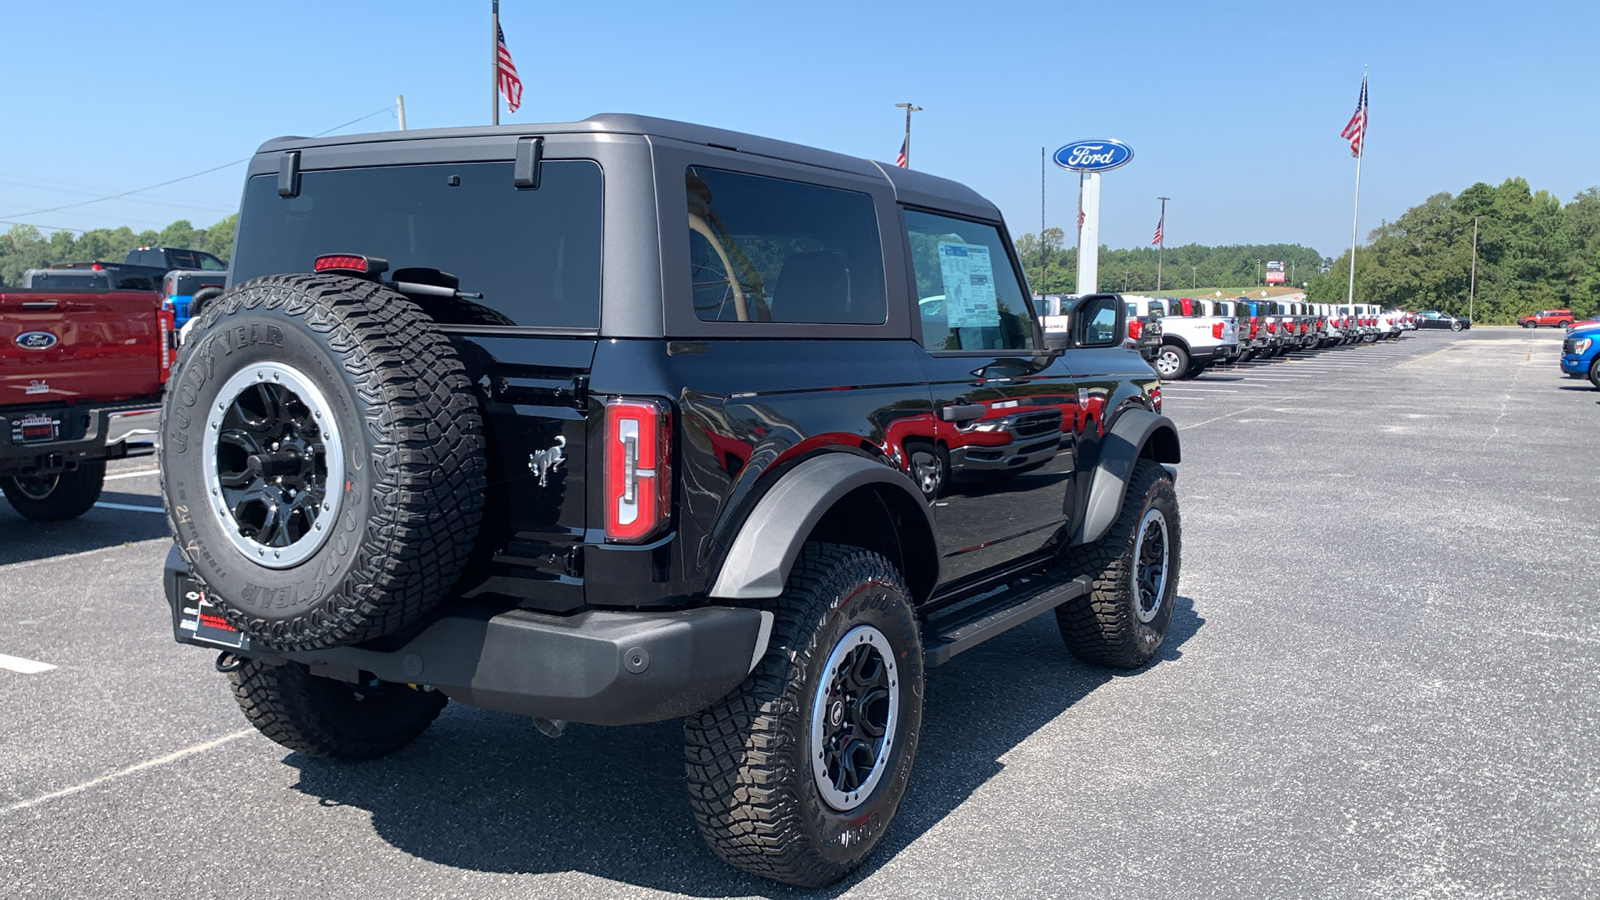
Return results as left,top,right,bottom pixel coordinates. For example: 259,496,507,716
686,166,885,324
905,209,1032,351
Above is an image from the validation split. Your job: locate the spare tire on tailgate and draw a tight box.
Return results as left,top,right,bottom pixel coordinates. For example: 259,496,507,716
160,273,487,651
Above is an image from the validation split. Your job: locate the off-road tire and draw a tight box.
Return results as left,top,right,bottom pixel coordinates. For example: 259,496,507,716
1154,344,1189,380
227,658,447,761
1056,459,1181,669
683,543,924,888
160,273,487,651
1,461,105,521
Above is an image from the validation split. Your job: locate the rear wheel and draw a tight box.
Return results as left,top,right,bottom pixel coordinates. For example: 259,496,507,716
1153,344,1188,380
684,543,923,887
1056,459,1181,669
227,658,447,761
1,461,105,521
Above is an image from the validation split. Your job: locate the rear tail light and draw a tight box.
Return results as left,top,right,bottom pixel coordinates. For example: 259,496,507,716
1128,319,1143,340
1212,322,1224,339
1267,321,1277,334
313,254,389,277
604,398,672,543
157,308,175,382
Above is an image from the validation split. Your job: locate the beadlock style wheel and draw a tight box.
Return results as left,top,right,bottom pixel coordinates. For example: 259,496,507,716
12,473,58,501
1132,507,1171,624
202,362,345,569
809,624,900,812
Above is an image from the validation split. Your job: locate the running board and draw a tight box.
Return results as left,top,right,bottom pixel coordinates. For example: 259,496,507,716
921,572,1092,667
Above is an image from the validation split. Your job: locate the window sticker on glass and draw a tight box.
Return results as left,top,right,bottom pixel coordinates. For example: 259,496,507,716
936,242,999,329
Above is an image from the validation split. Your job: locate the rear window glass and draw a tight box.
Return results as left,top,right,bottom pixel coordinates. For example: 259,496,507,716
687,166,885,324
25,270,108,290
232,160,603,329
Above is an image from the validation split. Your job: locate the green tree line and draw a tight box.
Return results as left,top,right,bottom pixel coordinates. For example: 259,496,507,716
1014,228,1326,296
1305,179,1600,322
0,215,237,287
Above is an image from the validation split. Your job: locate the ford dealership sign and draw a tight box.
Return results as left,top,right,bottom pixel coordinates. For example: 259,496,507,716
1053,140,1134,173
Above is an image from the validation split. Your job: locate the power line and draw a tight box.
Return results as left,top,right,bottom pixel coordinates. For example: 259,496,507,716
0,106,397,223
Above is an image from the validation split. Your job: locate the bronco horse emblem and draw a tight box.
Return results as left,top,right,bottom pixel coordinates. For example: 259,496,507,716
528,435,567,487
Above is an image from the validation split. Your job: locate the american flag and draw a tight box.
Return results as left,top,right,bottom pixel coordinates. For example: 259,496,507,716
1340,75,1367,158
1151,216,1163,247
895,133,908,168
497,25,522,114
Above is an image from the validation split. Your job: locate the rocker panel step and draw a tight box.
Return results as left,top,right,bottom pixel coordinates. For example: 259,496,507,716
922,572,1091,667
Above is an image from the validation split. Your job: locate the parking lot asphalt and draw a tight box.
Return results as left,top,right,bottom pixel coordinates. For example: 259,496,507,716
1,328,1596,899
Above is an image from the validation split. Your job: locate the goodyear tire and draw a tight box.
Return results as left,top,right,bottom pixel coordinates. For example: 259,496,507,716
228,658,448,761
160,273,487,651
684,543,924,887
1056,459,1180,669
1,461,105,521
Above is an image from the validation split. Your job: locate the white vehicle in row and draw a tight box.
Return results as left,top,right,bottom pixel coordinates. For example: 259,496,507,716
1126,295,1239,379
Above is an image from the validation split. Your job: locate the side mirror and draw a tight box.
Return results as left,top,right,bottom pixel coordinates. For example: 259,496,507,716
1071,293,1124,348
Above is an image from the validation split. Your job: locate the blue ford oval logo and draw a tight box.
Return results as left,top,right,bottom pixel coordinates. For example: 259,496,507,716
15,332,59,351
1053,139,1134,173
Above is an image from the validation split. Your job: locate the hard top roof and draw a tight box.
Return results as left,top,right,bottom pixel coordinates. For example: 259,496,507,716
251,113,999,220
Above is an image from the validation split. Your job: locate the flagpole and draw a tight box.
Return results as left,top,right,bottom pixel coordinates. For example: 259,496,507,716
491,0,500,126
1156,196,1168,295
1345,67,1366,309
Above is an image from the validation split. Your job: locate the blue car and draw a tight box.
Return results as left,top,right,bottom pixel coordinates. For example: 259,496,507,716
161,269,227,328
1561,324,1600,389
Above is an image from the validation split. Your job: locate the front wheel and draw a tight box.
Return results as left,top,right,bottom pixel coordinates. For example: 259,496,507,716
1450,321,1463,332
1153,344,1189,379
1056,459,1181,669
1,461,105,521
1522,321,1536,328
684,543,924,887
1589,358,1600,390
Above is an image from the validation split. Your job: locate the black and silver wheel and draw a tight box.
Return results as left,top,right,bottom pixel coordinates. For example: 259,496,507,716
1450,320,1463,332
1153,344,1188,380
161,273,487,651
228,658,447,761
1056,459,1180,669
684,543,923,887
1,461,105,521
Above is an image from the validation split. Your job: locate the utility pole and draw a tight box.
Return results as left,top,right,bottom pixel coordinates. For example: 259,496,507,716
1256,258,1262,284
396,94,407,131
1469,215,1480,322
1155,196,1168,294
1191,265,1197,289
490,0,500,126
895,102,921,168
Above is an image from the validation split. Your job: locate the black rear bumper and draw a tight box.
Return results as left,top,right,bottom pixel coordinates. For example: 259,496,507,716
163,547,769,726
1,399,160,473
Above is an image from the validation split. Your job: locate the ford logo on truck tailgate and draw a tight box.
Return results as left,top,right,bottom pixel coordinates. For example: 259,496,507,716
15,332,59,351
1053,139,1134,173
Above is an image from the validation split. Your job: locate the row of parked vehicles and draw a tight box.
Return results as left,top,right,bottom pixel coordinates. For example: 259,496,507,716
0,247,222,519
1081,295,1420,380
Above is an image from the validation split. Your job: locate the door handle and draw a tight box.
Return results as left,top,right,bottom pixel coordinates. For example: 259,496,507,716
21,301,58,311
939,403,986,422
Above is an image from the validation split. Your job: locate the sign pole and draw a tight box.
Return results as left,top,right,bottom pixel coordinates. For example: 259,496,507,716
1076,173,1100,295
491,0,500,126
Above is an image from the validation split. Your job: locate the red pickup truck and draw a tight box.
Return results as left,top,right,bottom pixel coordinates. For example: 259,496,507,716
0,284,172,519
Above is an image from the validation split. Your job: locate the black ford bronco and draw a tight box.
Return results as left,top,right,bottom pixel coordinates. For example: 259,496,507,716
159,115,1182,887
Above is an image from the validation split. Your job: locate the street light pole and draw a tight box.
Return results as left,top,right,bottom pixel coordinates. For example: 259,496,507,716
894,102,921,168
1469,215,1480,322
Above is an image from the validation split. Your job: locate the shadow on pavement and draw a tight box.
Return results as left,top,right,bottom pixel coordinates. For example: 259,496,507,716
0,490,169,566
282,596,1206,896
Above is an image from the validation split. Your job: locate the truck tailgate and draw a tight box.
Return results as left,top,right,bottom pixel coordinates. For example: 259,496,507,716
0,290,166,403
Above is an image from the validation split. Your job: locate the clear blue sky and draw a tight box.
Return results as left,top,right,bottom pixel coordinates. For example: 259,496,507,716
1,0,1593,259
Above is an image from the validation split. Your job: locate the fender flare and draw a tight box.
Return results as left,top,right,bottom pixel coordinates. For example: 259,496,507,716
1072,408,1181,547
708,453,937,600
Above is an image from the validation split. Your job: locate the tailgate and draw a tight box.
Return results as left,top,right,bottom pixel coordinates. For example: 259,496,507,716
0,290,164,403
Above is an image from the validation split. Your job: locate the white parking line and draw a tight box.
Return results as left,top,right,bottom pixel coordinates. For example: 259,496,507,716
1,729,255,815
104,468,159,482
94,502,164,515
0,652,57,674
